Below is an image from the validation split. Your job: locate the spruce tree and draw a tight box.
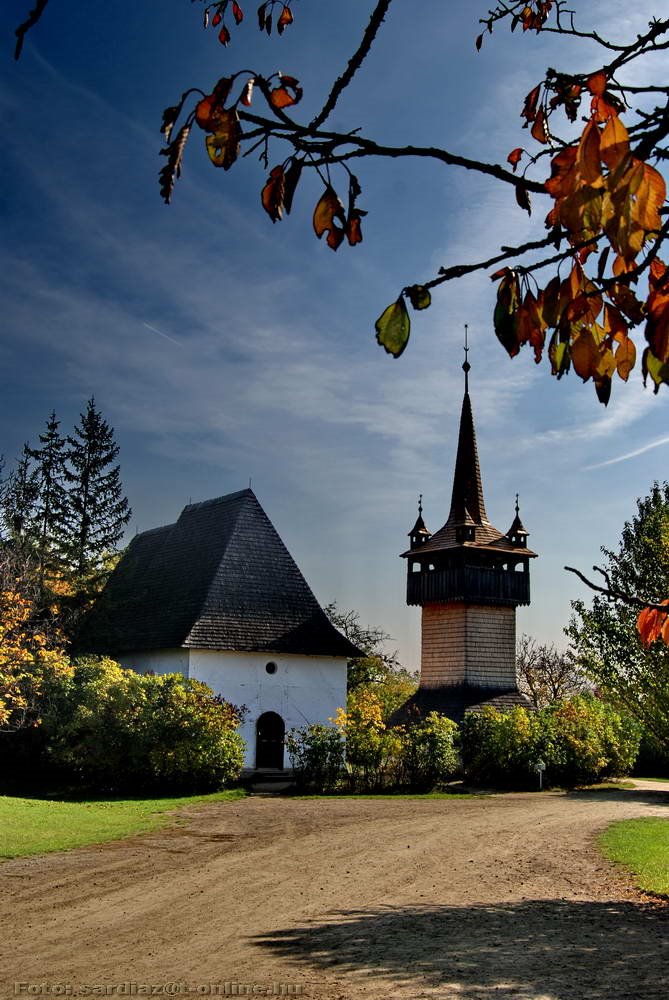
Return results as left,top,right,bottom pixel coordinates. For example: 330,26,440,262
25,412,67,585
63,398,131,593
0,446,40,547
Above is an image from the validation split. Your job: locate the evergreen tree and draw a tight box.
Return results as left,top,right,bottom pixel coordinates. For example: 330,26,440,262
568,483,669,746
0,446,40,548
25,412,67,585
62,398,131,592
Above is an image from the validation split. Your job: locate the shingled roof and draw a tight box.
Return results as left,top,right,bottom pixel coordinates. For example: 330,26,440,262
402,388,536,558
390,684,533,726
76,489,360,658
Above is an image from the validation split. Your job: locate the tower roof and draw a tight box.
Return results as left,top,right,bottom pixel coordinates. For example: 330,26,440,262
402,361,535,559
76,489,361,658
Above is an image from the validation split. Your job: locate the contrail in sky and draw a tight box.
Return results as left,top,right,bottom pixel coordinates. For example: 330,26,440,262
586,435,669,470
142,322,182,347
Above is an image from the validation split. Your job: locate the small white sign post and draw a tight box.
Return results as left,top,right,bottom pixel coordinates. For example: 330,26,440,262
534,759,546,791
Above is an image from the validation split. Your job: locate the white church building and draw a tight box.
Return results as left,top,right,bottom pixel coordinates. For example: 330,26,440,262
76,489,360,770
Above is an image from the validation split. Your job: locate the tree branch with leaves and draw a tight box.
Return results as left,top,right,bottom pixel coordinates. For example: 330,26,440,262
15,1,669,400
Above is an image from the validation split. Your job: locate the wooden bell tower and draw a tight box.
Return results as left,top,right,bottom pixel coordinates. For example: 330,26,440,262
399,338,537,721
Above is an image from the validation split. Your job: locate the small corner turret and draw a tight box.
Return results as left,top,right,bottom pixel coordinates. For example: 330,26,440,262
506,494,529,549
408,494,431,550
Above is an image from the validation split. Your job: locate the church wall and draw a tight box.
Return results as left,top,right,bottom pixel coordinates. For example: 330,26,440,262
420,603,516,689
117,648,190,677
188,649,348,768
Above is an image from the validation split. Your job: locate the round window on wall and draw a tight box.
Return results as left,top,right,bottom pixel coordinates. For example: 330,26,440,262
265,661,278,675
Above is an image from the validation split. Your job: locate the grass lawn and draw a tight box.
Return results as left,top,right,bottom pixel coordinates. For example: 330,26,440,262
600,817,669,896
0,788,246,860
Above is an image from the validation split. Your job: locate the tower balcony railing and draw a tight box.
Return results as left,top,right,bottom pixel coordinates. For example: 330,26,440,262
407,564,530,606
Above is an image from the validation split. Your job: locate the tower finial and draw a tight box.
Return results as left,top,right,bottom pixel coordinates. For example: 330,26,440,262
418,493,423,516
462,324,471,393
515,492,520,516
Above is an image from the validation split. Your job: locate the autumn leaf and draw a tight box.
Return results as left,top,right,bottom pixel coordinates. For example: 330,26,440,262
645,258,669,364
277,5,293,34
642,347,669,393
405,285,432,311
507,148,523,171
205,109,241,169
313,186,346,251
615,335,636,381
548,330,570,377
609,283,646,326
637,600,669,648
600,115,630,171
531,109,549,144
586,71,607,98
521,83,541,124
571,329,599,381
240,78,255,107
261,165,285,222
218,25,231,46
270,75,303,109
375,298,411,358
494,271,521,357
232,2,244,25
159,122,192,204
282,158,303,215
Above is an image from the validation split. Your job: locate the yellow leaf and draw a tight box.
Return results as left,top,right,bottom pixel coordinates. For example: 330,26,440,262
600,116,630,171
615,336,636,381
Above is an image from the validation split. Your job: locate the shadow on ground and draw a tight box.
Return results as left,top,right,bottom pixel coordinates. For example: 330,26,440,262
253,899,669,999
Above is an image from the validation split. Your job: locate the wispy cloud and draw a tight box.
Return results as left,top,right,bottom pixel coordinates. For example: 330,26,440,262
585,434,669,470
142,322,183,348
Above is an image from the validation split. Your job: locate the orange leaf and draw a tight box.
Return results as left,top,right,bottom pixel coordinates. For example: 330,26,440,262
638,600,669,647
277,5,293,33
645,258,669,364
571,329,599,381
507,148,523,171
531,109,549,145
577,120,602,185
586,71,607,97
600,115,630,171
615,335,636,381
269,76,303,109
521,84,541,124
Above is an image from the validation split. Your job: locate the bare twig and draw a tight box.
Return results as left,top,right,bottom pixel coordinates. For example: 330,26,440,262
14,0,50,59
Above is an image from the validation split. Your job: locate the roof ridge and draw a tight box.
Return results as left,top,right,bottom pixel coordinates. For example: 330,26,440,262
182,488,253,513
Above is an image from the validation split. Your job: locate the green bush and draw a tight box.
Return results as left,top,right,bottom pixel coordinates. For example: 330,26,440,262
543,694,640,786
396,712,459,791
39,657,245,792
285,724,345,792
459,705,544,788
459,695,641,789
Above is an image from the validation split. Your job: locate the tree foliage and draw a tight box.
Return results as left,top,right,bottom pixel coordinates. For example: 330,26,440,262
459,695,640,788
0,574,69,733
516,633,588,708
1,401,131,631
1,654,246,792
62,398,132,594
567,482,669,744
16,1,669,401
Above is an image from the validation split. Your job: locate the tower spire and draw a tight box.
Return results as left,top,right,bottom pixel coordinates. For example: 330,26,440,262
463,323,471,394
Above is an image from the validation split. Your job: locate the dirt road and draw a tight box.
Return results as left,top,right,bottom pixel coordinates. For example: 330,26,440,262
1,784,668,1000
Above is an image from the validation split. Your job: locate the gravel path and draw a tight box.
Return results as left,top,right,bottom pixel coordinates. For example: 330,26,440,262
2,782,668,1000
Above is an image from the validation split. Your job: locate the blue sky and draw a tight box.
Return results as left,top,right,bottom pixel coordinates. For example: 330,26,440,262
2,1,668,669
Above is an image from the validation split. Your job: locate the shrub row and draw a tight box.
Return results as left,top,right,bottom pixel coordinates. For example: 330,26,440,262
1,657,245,793
285,692,641,793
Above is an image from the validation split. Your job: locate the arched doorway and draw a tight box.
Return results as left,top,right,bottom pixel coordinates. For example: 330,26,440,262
255,711,285,769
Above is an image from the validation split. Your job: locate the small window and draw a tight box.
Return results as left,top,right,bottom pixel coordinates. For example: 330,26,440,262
265,661,278,675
